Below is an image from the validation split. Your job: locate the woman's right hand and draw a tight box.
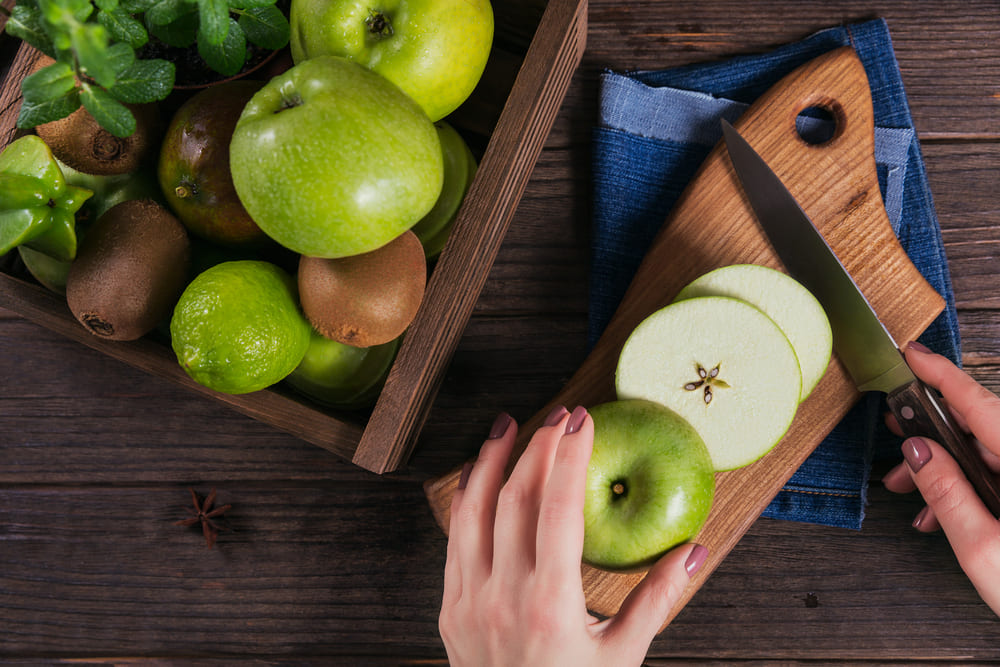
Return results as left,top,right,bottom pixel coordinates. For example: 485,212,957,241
882,341,1000,615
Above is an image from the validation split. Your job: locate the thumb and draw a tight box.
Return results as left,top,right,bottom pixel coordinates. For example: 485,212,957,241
601,543,707,654
903,436,1000,611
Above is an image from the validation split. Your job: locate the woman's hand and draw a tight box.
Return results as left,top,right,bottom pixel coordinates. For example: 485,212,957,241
440,405,708,667
882,342,1000,614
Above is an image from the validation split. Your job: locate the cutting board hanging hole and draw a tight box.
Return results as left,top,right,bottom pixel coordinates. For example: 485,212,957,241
795,105,838,145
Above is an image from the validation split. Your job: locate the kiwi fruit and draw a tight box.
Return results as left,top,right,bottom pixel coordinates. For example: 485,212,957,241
298,230,427,348
66,199,191,341
30,55,160,176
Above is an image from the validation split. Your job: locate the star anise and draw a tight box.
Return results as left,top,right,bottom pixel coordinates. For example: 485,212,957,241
174,487,231,549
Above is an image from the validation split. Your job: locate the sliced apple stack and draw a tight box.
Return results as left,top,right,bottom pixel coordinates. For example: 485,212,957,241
615,264,832,472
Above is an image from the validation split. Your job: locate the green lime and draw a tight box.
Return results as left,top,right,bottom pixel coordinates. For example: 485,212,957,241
170,260,311,394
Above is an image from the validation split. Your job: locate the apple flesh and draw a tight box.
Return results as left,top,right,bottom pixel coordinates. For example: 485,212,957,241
289,0,494,122
674,264,832,402
616,296,801,472
583,399,715,572
229,56,444,259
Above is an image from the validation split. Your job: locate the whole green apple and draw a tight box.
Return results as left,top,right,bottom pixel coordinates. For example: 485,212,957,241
289,0,494,122
229,56,444,258
583,399,715,572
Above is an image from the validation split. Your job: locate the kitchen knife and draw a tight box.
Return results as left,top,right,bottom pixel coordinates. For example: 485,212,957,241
721,118,1000,517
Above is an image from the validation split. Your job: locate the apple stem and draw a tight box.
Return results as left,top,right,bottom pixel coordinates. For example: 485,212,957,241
612,481,626,497
174,185,192,200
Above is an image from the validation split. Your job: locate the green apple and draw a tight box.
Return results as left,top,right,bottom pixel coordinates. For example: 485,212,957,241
674,264,832,402
616,296,801,472
284,328,400,410
583,399,715,572
411,121,477,259
229,56,444,258
289,0,494,122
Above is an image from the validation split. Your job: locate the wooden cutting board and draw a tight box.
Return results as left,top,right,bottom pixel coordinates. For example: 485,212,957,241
424,46,945,624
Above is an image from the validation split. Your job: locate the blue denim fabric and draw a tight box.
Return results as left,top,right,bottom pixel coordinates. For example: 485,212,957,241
590,19,961,530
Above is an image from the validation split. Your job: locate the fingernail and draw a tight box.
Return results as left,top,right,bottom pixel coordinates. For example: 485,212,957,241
685,544,709,578
564,405,588,434
906,340,933,354
902,436,932,473
489,412,513,439
458,462,473,490
912,505,932,530
544,405,568,427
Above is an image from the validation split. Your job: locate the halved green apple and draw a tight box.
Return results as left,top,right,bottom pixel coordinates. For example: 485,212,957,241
674,264,832,402
616,296,801,471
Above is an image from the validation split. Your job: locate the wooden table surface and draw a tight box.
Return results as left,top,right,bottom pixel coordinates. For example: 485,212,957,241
2,0,999,663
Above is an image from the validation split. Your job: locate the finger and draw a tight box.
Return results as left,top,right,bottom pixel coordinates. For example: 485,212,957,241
442,462,476,607
911,505,941,533
882,461,917,494
492,406,570,576
535,406,594,586
904,343,1000,458
903,436,1000,610
602,543,708,655
451,413,517,588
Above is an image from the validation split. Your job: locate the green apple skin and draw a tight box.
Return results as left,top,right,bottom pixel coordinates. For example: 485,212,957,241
289,0,494,122
583,399,715,572
229,56,444,259
284,328,400,410
411,122,476,259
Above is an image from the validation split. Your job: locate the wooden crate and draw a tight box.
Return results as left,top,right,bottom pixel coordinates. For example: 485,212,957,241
0,0,588,474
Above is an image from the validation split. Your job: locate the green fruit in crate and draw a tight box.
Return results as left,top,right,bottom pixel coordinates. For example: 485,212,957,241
0,135,91,262
285,330,400,410
229,56,444,258
171,260,311,394
289,0,494,122
411,122,477,259
583,399,715,571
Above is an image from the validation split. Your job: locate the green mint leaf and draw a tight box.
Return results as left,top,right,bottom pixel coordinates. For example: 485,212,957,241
94,0,119,12
98,8,149,48
146,0,189,25
197,16,245,76
197,0,231,45
20,61,77,103
145,8,198,46
104,41,136,76
71,22,117,88
238,5,287,50
4,5,57,56
109,58,175,103
16,87,81,129
228,0,276,9
119,0,159,11
79,83,135,137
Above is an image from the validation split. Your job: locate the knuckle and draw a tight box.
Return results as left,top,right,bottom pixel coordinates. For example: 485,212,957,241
920,474,966,518
496,483,529,514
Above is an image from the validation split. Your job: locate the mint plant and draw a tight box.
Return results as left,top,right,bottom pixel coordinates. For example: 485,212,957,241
4,0,289,138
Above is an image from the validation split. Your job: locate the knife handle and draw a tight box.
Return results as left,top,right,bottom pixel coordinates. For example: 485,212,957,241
887,379,1000,517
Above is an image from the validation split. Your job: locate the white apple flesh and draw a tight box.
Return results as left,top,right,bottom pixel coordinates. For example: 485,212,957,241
583,399,715,571
616,296,801,471
674,264,832,402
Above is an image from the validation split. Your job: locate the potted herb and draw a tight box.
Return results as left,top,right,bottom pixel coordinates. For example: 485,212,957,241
3,0,289,137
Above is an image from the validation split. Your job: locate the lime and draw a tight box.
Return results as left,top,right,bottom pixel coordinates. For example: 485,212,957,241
170,260,311,394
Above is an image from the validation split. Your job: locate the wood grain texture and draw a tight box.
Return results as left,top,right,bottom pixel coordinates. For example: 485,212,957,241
426,45,946,621
2,0,1000,661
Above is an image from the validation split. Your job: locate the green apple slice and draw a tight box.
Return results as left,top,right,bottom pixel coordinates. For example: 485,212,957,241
674,264,832,402
583,399,715,572
616,296,801,472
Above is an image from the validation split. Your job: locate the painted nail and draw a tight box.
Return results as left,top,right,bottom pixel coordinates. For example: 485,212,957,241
489,412,513,439
912,505,932,530
458,462,473,490
902,436,932,473
544,405,568,427
564,405,588,434
906,340,933,354
685,544,709,578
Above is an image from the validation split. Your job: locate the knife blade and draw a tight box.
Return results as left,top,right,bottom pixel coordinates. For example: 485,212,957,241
721,118,1000,517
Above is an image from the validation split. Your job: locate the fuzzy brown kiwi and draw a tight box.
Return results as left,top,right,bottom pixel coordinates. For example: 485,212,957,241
298,230,427,348
66,199,191,341
30,55,160,175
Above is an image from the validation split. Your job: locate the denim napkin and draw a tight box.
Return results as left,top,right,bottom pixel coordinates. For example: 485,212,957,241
590,19,961,529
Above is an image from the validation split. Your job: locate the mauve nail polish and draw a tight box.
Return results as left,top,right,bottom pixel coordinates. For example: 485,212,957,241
685,544,709,577
489,412,512,439
565,406,588,434
902,436,932,473
544,405,568,427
